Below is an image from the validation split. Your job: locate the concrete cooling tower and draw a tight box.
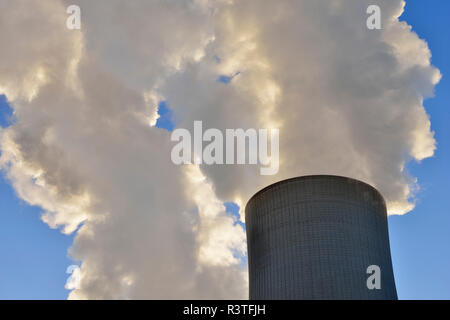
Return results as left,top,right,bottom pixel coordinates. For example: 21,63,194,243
245,175,397,300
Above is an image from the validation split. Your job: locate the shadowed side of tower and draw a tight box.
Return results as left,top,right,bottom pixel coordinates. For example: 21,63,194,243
245,175,397,300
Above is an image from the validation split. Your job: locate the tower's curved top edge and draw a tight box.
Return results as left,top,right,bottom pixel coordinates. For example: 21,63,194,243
246,175,385,209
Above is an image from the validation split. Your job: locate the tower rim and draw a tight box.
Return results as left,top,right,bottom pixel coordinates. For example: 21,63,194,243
246,175,385,211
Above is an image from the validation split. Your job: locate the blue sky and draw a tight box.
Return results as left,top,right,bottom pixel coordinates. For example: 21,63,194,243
0,1,449,299
388,1,450,299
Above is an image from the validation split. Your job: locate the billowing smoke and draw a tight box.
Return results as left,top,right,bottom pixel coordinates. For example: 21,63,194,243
162,0,441,216
0,0,440,299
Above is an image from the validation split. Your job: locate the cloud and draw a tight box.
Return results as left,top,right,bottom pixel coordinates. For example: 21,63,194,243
161,0,441,215
0,0,440,299
0,0,246,299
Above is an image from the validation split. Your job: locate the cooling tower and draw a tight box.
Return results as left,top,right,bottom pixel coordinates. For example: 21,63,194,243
245,175,397,300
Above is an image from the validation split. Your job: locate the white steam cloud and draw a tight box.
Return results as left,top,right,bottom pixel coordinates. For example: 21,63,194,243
0,0,440,298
